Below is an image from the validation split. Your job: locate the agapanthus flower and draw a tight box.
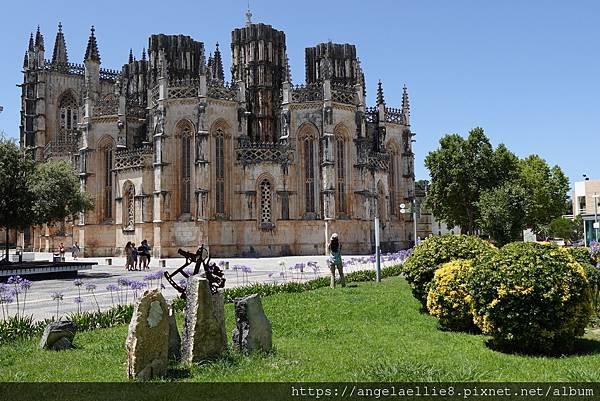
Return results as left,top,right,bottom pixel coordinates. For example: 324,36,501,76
20,279,32,290
86,283,96,292
7,276,22,285
74,279,84,287
51,291,64,301
106,284,118,292
74,297,84,304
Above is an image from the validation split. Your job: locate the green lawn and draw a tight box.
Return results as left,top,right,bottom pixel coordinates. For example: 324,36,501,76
1,276,600,382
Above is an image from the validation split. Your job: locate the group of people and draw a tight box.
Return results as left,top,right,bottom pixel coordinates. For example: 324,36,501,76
124,240,151,271
55,242,80,261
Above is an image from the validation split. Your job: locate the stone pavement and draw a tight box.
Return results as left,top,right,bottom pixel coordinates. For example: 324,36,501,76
1,251,404,322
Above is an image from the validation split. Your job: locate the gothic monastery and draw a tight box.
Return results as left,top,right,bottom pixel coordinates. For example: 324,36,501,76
20,15,416,257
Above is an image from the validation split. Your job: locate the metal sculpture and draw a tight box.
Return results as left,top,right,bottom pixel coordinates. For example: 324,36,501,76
163,244,225,297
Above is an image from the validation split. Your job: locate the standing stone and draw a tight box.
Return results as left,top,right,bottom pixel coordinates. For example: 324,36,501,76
168,307,181,361
125,289,169,380
232,294,272,353
39,320,76,350
181,277,227,363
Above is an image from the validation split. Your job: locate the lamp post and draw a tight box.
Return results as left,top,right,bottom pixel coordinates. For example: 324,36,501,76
593,193,599,242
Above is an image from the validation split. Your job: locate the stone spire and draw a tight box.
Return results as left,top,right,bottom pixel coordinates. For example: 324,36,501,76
210,43,224,83
376,80,385,106
128,48,134,64
141,47,146,61
402,84,410,125
51,22,68,65
28,33,34,52
402,84,410,112
283,53,292,83
35,26,44,50
84,26,101,63
245,1,253,27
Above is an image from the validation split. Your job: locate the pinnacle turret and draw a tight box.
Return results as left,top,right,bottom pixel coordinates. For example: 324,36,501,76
141,47,146,61
84,26,100,63
402,84,410,112
376,80,385,106
210,43,224,83
35,26,44,50
23,51,28,69
283,54,292,83
51,22,68,65
28,33,34,52
128,48,134,64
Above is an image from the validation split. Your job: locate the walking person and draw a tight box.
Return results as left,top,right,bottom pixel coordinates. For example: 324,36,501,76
72,242,80,260
131,242,139,270
125,242,134,271
328,233,345,288
139,239,151,270
59,243,66,262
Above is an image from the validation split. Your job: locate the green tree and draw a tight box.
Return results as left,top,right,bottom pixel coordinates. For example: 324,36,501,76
477,181,527,246
29,160,94,226
547,217,574,240
0,136,36,262
0,135,93,263
518,155,570,234
425,127,519,234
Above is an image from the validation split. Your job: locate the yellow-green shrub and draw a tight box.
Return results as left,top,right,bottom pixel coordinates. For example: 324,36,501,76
427,259,478,332
468,242,592,354
402,235,497,309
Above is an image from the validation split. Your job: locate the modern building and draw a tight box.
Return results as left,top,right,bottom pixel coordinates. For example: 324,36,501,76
572,178,600,245
19,16,416,257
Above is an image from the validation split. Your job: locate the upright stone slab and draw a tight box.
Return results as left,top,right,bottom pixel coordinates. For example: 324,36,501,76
232,294,272,353
125,289,169,380
39,320,76,350
181,277,227,363
168,307,181,361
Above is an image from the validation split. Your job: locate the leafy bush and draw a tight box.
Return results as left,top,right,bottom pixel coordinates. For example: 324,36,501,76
468,242,591,354
402,235,497,309
566,246,600,322
67,304,134,331
427,259,478,332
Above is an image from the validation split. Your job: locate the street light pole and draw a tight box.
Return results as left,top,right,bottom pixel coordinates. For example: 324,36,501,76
593,193,599,242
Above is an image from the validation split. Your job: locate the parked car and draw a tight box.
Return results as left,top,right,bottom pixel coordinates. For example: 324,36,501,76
548,238,566,246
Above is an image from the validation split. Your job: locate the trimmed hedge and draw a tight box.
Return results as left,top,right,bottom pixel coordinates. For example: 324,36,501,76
402,235,497,309
468,242,591,354
427,259,478,332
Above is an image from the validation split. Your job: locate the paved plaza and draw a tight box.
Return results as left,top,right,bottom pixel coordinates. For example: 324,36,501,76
1,251,400,321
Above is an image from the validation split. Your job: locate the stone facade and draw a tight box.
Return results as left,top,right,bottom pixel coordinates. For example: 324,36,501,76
19,19,416,257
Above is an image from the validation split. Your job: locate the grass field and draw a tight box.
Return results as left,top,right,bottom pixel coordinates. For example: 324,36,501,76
1,276,600,382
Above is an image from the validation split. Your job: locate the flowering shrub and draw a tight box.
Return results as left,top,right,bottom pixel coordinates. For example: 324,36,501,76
427,259,478,332
467,242,591,354
402,235,497,309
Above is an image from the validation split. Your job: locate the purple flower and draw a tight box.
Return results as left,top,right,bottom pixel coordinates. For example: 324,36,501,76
74,279,84,287
10,287,21,297
7,276,22,285
51,291,63,301
129,281,146,291
178,279,188,289
20,279,32,290
268,272,274,278
241,266,252,273
218,260,227,267
74,297,84,304
86,283,96,292
2,294,14,304
118,278,130,287
106,284,118,292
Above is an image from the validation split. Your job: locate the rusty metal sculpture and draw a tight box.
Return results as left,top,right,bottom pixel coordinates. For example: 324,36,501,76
163,244,226,298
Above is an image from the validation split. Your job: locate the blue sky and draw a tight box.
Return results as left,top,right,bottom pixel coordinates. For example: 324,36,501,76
0,0,598,186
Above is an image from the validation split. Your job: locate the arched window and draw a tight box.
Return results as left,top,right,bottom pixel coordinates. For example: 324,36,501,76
58,91,78,134
124,182,135,230
100,140,114,220
304,137,316,214
215,128,225,215
259,179,273,227
334,125,349,216
178,122,193,215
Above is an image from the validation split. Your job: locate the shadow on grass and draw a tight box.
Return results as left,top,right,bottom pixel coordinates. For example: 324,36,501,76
165,366,192,380
484,337,600,357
